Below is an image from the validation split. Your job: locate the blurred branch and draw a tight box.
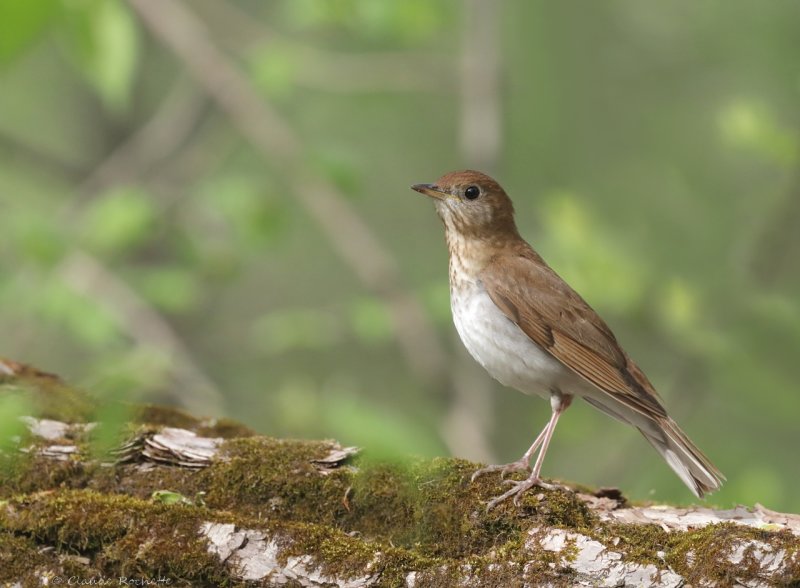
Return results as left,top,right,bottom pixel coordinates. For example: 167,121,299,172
126,0,448,384
76,76,209,199
190,0,275,47
0,131,85,182
149,117,237,207
291,51,451,94
57,250,225,415
440,0,504,463
193,0,451,94
54,76,221,414
459,0,502,170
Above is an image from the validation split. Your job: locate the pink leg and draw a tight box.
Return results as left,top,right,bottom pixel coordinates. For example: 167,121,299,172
520,423,549,464
470,415,549,482
483,393,573,509
530,396,569,479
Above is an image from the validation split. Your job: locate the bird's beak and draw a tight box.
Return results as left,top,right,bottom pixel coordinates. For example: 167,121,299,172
411,183,450,201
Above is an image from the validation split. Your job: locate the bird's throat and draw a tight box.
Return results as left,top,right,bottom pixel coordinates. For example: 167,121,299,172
445,231,495,283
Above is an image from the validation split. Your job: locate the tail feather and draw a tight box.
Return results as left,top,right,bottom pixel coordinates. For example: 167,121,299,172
639,418,725,498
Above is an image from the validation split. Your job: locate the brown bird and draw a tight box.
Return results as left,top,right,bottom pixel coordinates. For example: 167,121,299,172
412,170,724,508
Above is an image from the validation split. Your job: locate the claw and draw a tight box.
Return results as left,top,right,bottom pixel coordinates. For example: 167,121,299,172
484,475,548,510
471,457,571,510
470,459,531,483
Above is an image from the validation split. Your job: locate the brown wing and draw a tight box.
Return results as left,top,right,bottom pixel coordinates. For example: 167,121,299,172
480,247,667,419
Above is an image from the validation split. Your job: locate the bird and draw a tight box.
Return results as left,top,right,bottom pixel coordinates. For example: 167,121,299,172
411,170,724,509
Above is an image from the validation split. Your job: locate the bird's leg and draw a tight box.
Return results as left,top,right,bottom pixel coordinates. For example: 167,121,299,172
484,393,573,509
470,422,548,482
529,394,572,480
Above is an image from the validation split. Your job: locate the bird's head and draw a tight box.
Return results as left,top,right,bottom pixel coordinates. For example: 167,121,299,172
411,170,518,240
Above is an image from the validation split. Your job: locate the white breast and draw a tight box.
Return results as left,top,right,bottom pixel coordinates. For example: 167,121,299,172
451,279,572,399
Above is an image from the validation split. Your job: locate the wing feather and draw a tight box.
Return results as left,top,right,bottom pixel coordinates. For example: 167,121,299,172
481,248,667,419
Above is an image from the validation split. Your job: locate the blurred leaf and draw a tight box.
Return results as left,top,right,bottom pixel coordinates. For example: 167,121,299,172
250,43,298,99
10,209,67,266
81,186,156,256
0,394,30,452
718,100,798,166
309,147,361,197
252,308,341,354
349,297,392,343
89,397,131,458
656,277,726,354
272,375,320,432
197,176,287,250
86,346,172,398
60,0,139,111
541,192,646,313
355,0,441,40
282,0,442,41
659,278,698,330
38,278,120,347
322,389,443,460
281,0,329,29
0,0,58,65
136,266,201,314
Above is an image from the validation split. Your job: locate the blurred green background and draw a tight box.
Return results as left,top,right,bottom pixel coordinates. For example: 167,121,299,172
1,0,798,511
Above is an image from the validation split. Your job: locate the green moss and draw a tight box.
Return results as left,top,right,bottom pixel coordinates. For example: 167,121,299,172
0,532,52,584
199,437,353,525
134,404,204,430
0,490,232,585
664,522,800,585
376,553,439,588
0,488,441,587
0,359,95,422
197,417,256,439
278,521,388,580
326,456,534,560
409,458,524,558
526,485,596,531
347,460,417,543
2,357,797,587
586,519,800,586
134,405,256,438
3,449,799,586
0,453,97,498
0,360,257,443
590,521,669,567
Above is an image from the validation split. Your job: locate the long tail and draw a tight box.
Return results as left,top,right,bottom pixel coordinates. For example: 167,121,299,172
639,418,725,498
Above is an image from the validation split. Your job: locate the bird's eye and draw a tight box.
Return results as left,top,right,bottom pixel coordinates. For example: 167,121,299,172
464,186,480,200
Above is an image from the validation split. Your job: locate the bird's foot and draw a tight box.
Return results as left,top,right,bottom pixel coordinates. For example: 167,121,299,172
470,458,531,483
485,475,559,510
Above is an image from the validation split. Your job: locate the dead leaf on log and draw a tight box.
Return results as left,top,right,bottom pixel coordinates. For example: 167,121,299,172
310,444,360,474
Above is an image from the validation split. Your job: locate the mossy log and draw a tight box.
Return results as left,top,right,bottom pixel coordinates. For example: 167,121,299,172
1,359,799,587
